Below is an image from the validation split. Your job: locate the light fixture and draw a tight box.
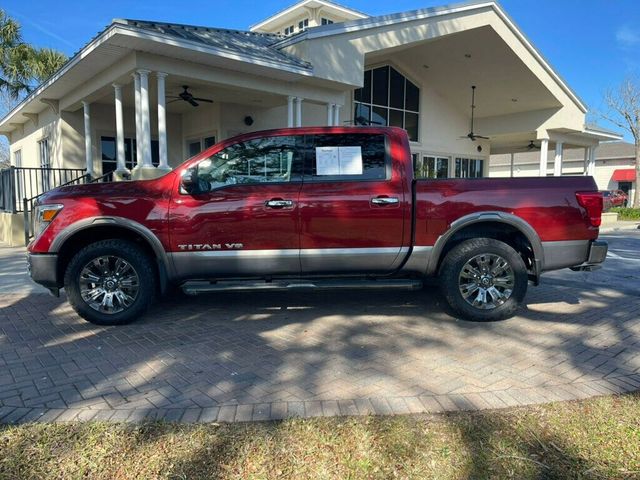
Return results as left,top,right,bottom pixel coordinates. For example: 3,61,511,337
464,53,472,58
511,98,518,102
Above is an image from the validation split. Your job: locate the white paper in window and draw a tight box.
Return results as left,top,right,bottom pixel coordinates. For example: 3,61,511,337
338,146,363,175
315,147,340,175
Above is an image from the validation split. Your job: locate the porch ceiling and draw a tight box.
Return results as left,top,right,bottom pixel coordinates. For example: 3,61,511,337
90,77,287,113
367,26,562,119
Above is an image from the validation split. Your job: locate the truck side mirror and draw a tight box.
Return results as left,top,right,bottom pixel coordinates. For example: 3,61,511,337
181,167,199,194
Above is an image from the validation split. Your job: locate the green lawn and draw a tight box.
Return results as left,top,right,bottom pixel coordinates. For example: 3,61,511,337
1,393,639,479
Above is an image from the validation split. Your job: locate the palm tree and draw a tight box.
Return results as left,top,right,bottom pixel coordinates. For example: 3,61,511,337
0,9,67,99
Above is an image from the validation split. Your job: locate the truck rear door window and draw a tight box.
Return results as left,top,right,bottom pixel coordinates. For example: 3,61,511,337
305,134,389,181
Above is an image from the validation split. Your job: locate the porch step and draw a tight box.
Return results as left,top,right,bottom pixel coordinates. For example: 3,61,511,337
181,278,423,295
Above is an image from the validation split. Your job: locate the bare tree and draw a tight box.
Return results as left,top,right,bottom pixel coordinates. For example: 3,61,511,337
0,90,18,167
600,77,640,208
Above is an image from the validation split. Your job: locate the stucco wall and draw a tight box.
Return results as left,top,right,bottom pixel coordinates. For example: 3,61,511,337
9,108,62,169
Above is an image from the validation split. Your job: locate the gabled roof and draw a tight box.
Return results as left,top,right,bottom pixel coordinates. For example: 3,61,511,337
116,19,311,70
274,0,588,113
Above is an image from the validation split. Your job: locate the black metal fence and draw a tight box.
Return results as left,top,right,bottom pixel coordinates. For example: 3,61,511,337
0,166,88,213
21,170,114,245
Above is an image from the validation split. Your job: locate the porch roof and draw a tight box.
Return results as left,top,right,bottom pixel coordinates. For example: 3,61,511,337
117,20,311,70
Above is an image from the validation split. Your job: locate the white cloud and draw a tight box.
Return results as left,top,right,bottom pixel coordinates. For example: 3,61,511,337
616,25,640,47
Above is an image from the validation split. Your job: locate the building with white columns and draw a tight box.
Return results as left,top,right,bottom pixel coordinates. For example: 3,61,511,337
0,0,622,185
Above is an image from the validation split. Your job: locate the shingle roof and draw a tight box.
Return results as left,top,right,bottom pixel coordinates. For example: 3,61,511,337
118,19,312,70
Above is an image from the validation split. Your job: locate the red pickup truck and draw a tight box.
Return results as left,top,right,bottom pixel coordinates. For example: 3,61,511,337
27,127,607,325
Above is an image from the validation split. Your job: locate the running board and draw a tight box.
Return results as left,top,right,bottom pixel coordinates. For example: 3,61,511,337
182,278,423,295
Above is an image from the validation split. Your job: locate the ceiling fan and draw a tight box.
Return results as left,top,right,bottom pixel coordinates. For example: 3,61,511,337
167,85,213,107
522,140,541,151
460,85,489,141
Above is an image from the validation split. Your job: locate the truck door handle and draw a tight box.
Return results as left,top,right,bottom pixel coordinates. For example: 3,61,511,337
371,196,399,206
265,199,294,208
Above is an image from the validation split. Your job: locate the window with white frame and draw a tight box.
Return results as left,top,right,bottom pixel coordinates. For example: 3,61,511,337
353,65,420,141
13,149,21,168
284,25,295,35
298,18,309,31
321,17,334,25
415,155,450,179
186,135,217,159
13,149,23,200
100,136,160,174
455,157,485,178
38,138,51,191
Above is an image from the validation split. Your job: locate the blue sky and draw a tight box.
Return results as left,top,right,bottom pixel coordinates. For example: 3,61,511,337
3,0,640,137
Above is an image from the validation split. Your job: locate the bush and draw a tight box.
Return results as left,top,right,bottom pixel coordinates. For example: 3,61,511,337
609,207,640,220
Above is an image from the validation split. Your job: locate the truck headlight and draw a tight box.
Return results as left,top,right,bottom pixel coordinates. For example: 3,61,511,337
34,204,63,237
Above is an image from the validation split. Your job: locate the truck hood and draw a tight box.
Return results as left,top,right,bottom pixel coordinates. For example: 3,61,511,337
37,173,175,204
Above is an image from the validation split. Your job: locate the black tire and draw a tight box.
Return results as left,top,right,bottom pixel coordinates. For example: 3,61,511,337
64,239,156,325
439,238,528,322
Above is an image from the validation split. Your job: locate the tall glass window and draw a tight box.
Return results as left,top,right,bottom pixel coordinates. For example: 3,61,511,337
353,65,420,141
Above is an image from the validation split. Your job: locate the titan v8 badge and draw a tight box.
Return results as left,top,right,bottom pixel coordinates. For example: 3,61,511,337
177,243,244,251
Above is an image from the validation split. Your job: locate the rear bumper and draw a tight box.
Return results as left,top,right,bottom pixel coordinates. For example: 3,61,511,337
570,240,608,271
27,253,60,290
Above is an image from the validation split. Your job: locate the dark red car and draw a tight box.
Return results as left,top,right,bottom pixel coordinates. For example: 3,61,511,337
27,127,607,325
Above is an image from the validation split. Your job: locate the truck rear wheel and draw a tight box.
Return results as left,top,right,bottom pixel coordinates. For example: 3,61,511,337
439,238,527,322
64,239,156,325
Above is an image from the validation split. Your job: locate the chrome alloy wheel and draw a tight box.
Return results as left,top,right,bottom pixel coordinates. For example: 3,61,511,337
78,255,140,314
458,253,515,310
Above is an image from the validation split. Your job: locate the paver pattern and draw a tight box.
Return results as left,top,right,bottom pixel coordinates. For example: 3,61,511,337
0,229,639,423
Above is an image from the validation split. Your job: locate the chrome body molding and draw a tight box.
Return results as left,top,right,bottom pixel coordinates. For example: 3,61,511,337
170,248,301,278
170,246,409,279
400,246,433,274
424,212,545,276
49,216,172,274
300,247,406,273
541,240,591,271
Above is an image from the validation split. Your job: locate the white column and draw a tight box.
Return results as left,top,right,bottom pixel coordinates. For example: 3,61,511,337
138,69,153,168
333,104,341,126
510,153,515,178
539,138,549,177
327,103,334,126
553,141,563,177
133,72,142,168
287,96,295,128
156,72,170,171
112,84,128,177
295,97,303,127
82,101,93,177
588,146,597,176
583,147,589,175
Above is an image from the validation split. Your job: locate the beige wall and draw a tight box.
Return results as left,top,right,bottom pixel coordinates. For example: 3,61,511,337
9,108,62,169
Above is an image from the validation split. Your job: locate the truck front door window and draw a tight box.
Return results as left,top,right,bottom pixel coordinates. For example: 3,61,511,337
194,136,302,192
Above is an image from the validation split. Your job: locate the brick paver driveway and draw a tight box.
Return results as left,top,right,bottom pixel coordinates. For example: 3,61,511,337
1,230,639,423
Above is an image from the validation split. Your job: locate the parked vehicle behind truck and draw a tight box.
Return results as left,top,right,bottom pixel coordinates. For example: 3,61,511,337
27,127,607,325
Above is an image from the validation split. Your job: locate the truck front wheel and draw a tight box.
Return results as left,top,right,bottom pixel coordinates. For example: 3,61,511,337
64,239,156,325
439,238,528,322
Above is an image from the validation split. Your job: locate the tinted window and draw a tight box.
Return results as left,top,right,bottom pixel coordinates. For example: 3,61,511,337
306,134,389,181
194,136,302,192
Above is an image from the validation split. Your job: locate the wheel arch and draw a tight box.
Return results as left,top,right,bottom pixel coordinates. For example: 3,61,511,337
426,212,544,281
51,217,171,292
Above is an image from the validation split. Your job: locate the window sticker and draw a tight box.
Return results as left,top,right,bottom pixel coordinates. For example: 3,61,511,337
315,146,363,175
